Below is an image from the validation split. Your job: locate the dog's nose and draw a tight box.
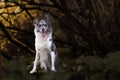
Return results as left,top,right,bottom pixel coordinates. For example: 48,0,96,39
42,29,45,32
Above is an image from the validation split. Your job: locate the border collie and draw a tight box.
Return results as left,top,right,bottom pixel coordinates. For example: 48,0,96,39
30,14,57,74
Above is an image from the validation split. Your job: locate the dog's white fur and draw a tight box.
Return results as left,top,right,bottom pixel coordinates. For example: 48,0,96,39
30,14,57,74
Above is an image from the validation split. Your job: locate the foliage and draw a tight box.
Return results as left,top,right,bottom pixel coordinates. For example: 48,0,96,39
0,0,120,58
0,0,120,80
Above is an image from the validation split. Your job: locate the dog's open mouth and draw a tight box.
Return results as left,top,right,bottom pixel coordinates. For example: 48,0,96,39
42,31,46,38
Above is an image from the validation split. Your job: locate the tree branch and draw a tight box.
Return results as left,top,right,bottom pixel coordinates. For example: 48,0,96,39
0,22,35,56
0,50,13,60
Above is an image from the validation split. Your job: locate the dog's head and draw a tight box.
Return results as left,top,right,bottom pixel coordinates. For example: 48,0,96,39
34,14,52,37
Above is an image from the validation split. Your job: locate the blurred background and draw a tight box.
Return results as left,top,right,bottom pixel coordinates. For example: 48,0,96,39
0,0,120,80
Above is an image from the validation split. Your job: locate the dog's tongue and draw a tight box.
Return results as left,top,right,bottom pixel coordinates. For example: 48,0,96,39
42,32,45,38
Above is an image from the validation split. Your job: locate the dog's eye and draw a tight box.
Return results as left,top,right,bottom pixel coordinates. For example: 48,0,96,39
44,24,47,26
36,24,38,26
39,25,41,27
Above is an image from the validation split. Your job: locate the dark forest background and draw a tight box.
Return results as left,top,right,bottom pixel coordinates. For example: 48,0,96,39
0,0,120,80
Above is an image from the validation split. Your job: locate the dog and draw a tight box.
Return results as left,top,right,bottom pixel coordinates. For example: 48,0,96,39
30,14,57,74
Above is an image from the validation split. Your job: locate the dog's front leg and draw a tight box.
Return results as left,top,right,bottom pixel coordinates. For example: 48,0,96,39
30,51,39,74
51,51,56,71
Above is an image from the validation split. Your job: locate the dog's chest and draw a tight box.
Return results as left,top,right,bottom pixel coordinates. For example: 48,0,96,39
36,33,47,42
36,34,46,41
35,33,49,49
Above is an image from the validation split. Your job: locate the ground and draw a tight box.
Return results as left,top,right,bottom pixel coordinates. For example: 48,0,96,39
0,51,120,80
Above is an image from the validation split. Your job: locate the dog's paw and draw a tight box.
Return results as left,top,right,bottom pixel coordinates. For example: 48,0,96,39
30,70,36,74
51,69,56,72
51,67,56,72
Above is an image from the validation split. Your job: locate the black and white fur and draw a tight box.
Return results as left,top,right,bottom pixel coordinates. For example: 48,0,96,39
30,14,57,74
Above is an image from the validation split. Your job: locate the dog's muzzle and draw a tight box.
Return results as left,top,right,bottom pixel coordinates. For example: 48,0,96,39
42,29,46,38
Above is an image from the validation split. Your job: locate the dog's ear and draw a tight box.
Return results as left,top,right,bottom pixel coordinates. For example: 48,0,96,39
45,13,51,25
33,18,39,26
